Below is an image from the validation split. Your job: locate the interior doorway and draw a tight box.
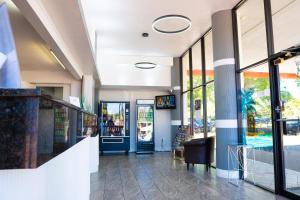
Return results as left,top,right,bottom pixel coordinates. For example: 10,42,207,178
37,86,64,100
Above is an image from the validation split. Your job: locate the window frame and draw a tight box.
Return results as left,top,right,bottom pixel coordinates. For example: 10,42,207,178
180,29,214,139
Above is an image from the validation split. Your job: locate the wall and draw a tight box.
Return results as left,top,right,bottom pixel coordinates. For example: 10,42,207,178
0,136,99,200
82,75,95,112
99,64,172,88
99,89,172,152
21,70,81,101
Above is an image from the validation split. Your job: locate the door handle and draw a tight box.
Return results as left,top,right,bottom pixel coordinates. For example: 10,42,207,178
275,106,281,113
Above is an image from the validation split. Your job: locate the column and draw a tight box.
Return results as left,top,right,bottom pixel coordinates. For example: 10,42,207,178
0,4,22,88
171,57,182,148
212,10,239,178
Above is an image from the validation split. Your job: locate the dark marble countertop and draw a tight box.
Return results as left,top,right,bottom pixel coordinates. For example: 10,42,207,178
0,88,96,116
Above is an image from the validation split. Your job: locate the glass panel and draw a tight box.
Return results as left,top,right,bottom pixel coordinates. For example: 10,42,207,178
204,31,214,82
183,92,191,126
240,63,274,190
272,0,300,53
54,105,69,144
193,87,204,138
192,41,202,87
101,103,126,136
236,0,268,68
38,87,63,100
182,52,190,91
278,56,300,196
137,106,154,142
207,82,216,166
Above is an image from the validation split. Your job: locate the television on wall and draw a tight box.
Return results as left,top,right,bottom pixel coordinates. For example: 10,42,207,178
155,95,176,110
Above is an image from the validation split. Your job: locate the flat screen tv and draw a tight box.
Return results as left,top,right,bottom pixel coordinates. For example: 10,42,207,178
155,95,176,110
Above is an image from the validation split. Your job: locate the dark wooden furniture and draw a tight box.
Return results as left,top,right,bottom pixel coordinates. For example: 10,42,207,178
184,137,215,171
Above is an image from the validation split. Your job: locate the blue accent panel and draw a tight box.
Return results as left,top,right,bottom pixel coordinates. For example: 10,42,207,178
100,137,130,152
216,128,239,170
0,4,21,88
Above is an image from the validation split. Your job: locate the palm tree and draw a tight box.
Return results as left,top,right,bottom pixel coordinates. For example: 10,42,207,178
240,88,256,144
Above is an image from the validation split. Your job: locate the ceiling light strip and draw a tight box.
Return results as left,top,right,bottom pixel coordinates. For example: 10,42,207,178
50,49,66,70
152,14,192,34
135,62,156,69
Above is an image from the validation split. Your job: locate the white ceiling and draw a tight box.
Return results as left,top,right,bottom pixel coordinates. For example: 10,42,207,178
80,0,239,88
82,0,239,57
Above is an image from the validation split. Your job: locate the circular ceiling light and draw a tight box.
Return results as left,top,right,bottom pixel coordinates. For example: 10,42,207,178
152,14,192,34
135,62,156,69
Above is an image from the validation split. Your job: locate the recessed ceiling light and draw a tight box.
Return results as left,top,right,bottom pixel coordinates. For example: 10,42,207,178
135,62,156,69
142,32,149,37
152,14,192,34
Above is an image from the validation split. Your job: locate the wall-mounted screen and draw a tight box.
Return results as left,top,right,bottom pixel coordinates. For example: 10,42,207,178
155,95,176,110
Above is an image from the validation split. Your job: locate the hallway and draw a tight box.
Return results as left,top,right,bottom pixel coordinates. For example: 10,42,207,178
90,153,287,200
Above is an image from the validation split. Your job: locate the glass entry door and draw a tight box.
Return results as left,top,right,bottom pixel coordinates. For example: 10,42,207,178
277,55,300,197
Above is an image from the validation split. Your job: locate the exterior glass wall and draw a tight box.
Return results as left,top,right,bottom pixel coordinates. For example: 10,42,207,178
206,82,215,138
236,0,268,68
240,64,274,190
204,32,214,82
235,0,300,197
193,87,204,138
183,92,191,126
271,0,300,53
182,53,190,91
192,41,202,87
181,30,216,165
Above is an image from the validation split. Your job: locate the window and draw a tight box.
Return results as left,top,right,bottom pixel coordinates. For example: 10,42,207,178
271,0,300,53
192,41,202,87
236,0,268,68
183,92,191,126
204,31,214,82
206,82,215,138
181,30,215,144
240,63,274,191
193,87,204,138
182,52,190,91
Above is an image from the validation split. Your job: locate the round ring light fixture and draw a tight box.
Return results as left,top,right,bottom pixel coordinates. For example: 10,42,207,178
135,62,157,69
152,14,192,34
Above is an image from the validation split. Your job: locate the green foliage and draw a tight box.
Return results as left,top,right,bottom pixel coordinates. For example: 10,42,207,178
241,88,256,119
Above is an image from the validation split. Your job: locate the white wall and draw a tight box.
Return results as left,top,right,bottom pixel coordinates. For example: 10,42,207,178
0,136,99,200
21,70,81,101
90,135,99,173
99,65,171,88
98,54,172,88
99,89,172,152
82,75,95,112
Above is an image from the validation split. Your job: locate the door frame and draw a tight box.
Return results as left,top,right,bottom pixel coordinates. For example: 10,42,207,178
270,47,300,199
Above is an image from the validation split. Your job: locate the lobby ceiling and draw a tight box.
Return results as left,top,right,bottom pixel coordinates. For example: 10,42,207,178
80,0,239,88
81,0,239,57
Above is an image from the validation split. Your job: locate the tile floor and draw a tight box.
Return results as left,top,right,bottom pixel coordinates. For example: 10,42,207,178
90,152,289,200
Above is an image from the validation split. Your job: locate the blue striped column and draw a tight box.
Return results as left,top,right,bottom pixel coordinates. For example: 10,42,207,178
212,10,239,178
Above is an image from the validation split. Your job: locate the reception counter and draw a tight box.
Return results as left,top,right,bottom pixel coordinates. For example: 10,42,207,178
0,89,97,169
